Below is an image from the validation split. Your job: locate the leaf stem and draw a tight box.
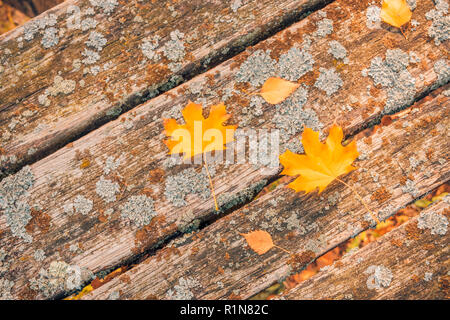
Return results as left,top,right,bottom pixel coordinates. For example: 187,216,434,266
273,244,292,255
203,154,219,211
336,178,380,225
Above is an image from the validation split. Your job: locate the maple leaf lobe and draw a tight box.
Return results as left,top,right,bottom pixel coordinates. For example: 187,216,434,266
163,101,237,159
280,125,359,194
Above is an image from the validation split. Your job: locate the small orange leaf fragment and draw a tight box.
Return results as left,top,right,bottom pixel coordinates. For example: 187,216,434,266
279,125,359,194
259,77,300,104
380,0,412,28
241,230,274,255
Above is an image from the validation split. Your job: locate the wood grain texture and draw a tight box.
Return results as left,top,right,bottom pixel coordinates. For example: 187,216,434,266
0,0,448,299
281,200,450,300
79,86,449,300
3,0,64,17
0,0,330,178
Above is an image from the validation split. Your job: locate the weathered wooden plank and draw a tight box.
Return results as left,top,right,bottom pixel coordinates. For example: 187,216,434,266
3,0,64,17
280,200,449,300
0,0,448,299
0,0,331,178
79,86,449,300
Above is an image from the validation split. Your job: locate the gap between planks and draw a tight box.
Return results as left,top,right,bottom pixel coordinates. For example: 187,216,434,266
250,181,449,300
0,0,334,180
65,83,449,300
77,85,449,300
280,199,449,300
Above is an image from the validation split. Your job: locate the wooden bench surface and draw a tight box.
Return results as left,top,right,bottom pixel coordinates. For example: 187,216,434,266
281,200,449,300
0,0,448,300
0,0,328,178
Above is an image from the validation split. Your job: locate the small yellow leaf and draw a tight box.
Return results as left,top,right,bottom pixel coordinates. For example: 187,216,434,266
259,77,300,104
241,230,274,255
163,101,237,159
380,0,412,28
279,125,359,194
414,199,432,209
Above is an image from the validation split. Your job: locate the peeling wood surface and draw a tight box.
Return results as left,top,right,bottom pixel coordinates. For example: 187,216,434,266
0,0,448,300
281,200,450,300
79,87,449,300
0,0,330,178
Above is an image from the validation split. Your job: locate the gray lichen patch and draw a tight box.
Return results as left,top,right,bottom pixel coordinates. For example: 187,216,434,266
235,49,277,86
314,17,333,38
272,85,323,151
314,67,343,96
38,75,76,107
23,13,57,42
141,35,161,61
103,156,121,175
433,59,450,87
426,0,449,45
0,166,34,242
417,210,448,235
41,27,59,49
401,179,420,198
328,40,347,61
163,30,186,62
166,276,201,300
366,5,381,29
120,195,156,227
95,176,120,203
365,49,416,114
73,195,93,215
0,277,14,300
164,168,211,207
34,249,46,262
29,261,94,298
364,265,393,290
85,31,107,51
81,48,101,65
278,46,315,81
90,0,118,15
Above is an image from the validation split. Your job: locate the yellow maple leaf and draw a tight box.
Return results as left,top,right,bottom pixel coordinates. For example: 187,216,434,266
259,77,300,104
241,230,274,255
279,125,359,194
380,0,412,28
163,101,237,159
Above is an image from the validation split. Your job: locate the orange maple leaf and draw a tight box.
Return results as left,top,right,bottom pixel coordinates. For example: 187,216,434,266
279,125,359,194
258,77,300,104
380,0,412,28
163,101,237,159
241,230,274,255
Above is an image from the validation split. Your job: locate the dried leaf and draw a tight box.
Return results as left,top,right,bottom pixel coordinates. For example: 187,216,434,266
380,0,412,28
279,125,359,194
241,230,274,255
163,101,237,159
259,77,300,104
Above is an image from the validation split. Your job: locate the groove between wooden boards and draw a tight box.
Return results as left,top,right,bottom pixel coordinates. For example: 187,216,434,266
62,83,449,300
0,0,335,181
249,180,450,300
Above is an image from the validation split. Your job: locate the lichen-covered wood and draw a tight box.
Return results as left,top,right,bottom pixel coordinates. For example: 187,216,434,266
281,200,449,300
0,0,330,178
0,0,448,300
78,86,449,300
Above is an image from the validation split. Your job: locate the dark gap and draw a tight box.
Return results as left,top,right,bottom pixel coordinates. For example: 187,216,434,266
56,81,449,300
1,0,335,181
248,179,450,300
